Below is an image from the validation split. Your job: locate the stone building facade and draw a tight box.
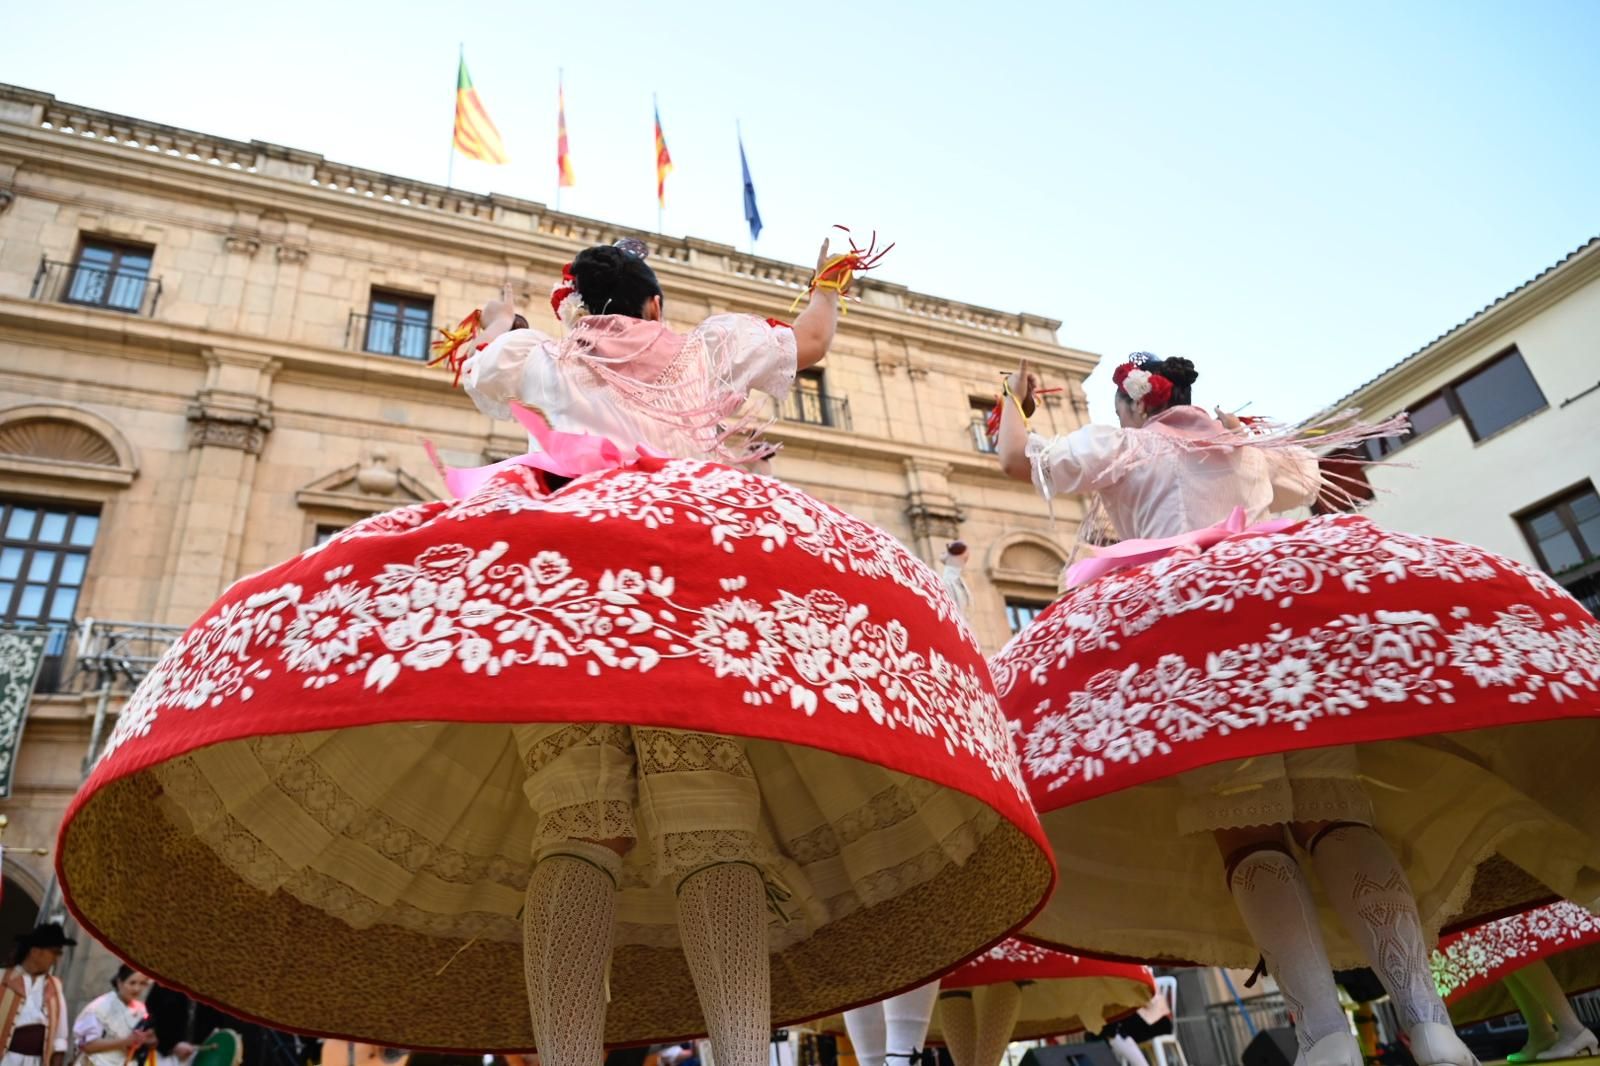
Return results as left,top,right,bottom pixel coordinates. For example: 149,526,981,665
0,82,1098,1002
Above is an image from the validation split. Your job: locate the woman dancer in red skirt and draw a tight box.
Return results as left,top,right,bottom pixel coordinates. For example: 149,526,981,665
990,353,1600,1066
57,238,1053,1065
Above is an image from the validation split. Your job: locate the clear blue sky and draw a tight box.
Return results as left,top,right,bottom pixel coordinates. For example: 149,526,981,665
5,0,1597,421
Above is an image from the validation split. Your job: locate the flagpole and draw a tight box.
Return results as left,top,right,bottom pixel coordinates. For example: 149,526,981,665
739,119,753,256
555,69,564,213
446,43,461,189
654,93,662,235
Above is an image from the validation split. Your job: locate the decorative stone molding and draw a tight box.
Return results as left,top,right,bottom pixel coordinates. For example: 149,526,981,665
296,451,433,516
0,188,13,216
276,244,308,264
0,403,139,487
223,234,261,256
986,531,1072,597
186,391,273,455
905,499,965,544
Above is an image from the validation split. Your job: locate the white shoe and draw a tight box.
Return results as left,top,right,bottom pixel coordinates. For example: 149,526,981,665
1408,1022,1478,1066
1537,1027,1599,1060
1511,1030,1560,1063
1293,1031,1363,1066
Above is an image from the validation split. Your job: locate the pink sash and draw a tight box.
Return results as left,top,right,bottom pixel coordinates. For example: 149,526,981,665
1064,505,1296,589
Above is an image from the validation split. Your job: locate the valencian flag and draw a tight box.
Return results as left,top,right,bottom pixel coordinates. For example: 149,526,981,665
557,76,575,187
453,55,508,164
654,102,673,207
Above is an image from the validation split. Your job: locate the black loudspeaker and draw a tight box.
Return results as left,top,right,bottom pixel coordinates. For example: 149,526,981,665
1242,1027,1299,1066
815,1035,838,1066
1017,1043,1119,1066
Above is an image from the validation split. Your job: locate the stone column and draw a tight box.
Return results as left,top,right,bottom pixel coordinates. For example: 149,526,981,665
902,457,964,566
155,348,277,626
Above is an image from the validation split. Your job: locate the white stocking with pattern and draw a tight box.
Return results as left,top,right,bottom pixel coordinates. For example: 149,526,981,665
677,863,770,1066
1309,826,1450,1029
1228,848,1349,1052
523,853,618,1066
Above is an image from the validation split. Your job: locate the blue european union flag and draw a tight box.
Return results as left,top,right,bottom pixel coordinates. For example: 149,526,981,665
739,133,763,242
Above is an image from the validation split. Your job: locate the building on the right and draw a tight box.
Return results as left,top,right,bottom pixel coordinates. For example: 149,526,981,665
1320,236,1600,615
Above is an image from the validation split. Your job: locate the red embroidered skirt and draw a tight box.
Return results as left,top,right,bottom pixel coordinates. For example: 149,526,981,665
1433,902,1600,1025
991,514,1600,968
57,458,1053,1051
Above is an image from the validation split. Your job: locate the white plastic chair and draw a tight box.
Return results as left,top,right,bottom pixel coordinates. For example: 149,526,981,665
1149,976,1189,1066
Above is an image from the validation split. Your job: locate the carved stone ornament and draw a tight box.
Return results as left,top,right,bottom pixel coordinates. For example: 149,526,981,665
223,234,261,256
187,404,272,455
0,188,14,216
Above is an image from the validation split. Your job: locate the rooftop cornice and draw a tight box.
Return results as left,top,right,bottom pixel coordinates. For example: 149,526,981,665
0,83,1086,361
1323,236,1600,415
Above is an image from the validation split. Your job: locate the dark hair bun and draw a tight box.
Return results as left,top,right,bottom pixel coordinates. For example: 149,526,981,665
1157,356,1198,389
568,245,662,318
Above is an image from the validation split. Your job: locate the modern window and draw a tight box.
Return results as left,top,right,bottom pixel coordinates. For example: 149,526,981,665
969,397,998,453
1518,483,1600,576
364,290,434,360
1365,348,1547,458
1004,598,1051,634
0,499,101,690
65,239,155,313
785,370,851,429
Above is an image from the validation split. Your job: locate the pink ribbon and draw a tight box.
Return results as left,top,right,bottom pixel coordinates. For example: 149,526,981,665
426,405,665,500
1063,505,1296,588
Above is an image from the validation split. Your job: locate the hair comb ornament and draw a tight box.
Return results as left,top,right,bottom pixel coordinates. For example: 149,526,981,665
613,237,650,260
1126,351,1158,367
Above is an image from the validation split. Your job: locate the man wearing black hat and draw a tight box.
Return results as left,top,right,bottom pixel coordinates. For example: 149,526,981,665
1,924,74,1066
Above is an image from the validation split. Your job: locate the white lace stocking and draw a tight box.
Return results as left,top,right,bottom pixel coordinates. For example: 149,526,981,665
884,982,941,1064
677,863,770,1066
971,983,1023,1066
523,853,619,1066
843,1003,888,1066
1228,847,1349,1051
1310,826,1449,1028
939,993,977,1066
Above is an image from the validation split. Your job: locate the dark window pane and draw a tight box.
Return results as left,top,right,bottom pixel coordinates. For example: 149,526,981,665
1407,393,1454,438
17,584,47,617
0,548,20,579
401,306,431,325
27,552,57,582
5,509,36,538
77,246,115,267
117,253,151,275
1570,492,1600,523
58,554,87,585
1455,351,1546,440
70,515,99,546
370,298,399,317
1537,530,1585,573
398,321,429,359
38,513,69,542
1528,510,1567,539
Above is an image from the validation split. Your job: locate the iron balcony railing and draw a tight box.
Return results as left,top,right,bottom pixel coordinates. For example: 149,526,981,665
783,388,851,430
345,310,436,361
27,618,184,697
31,258,163,316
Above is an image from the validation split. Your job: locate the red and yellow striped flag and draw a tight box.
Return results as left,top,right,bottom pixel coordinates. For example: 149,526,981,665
654,103,673,207
557,77,575,188
453,56,508,164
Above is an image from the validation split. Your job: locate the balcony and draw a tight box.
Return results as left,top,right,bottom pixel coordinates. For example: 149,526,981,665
19,619,184,697
30,259,162,316
783,387,851,430
345,310,436,361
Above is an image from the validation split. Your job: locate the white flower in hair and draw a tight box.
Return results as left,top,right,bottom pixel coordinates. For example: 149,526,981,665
553,286,589,329
1121,368,1153,403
